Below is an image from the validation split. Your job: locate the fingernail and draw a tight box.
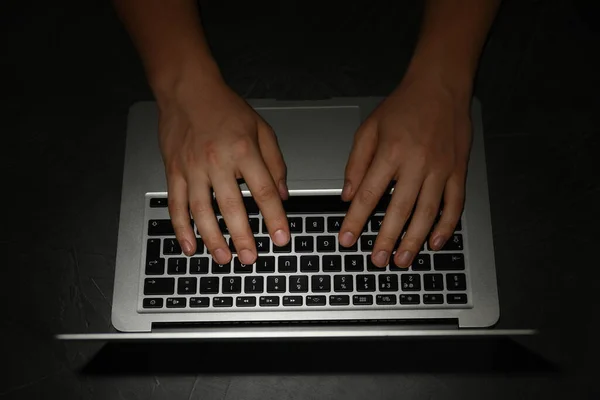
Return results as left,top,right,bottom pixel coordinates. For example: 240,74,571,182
273,229,289,246
373,250,389,266
213,248,228,264
278,180,288,199
239,249,256,264
340,231,355,247
396,250,413,267
432,235,446,250
182,240,193,255
341,181,352,199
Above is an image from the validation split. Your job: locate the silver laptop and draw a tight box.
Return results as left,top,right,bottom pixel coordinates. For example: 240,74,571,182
57,97,534,340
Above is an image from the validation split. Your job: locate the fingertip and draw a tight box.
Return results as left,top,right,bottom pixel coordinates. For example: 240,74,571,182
273,229,290,246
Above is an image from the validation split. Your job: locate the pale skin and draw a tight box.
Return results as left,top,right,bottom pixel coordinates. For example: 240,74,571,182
114,0,500,268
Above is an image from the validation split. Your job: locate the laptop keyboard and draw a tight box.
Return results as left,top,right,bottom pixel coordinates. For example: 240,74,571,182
140,194,471,312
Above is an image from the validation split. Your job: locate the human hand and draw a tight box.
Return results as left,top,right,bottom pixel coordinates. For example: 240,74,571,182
157,74,290,264
339,74,472,268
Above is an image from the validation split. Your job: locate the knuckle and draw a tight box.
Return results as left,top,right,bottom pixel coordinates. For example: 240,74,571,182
218,196,242,215
400,235,423,252
253,183,278,203
420,203,440,222
229,232,254,247
189,199,213,216
231,136,254,159
376,232,399,248
200,140,221,167
357,187,379,205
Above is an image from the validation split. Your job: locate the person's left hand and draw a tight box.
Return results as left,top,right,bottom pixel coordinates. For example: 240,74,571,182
339,73,473,268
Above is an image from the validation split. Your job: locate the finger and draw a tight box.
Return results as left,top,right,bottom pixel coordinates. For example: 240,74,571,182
429,171,466,250
257,123,288,200
188,176,231,264
339,152,396,249
342,119,378,201
370,165,425,267
167,173,195,256
394,174,445,267
239,151,290,247
211,173,258,265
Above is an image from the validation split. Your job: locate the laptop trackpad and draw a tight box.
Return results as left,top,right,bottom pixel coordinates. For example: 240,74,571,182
255,106,361,187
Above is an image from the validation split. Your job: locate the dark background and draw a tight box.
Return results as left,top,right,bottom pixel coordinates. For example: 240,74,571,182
3,0,599,399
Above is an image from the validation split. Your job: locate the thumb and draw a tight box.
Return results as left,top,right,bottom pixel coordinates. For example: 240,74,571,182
342,119,378,201
257,122,288,200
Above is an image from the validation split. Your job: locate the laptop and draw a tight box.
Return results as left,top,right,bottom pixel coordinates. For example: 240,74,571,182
57,97,535,340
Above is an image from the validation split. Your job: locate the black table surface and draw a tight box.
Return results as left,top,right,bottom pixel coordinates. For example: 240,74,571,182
3,0,599,399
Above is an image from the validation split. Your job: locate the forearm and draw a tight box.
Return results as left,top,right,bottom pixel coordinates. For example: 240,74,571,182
407,0,501,99
113,0,221,94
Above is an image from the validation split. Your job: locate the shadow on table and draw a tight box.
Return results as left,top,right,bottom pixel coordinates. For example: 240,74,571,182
80,337,558,376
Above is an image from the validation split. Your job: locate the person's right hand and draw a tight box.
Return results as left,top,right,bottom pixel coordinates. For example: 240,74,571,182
157,74,290,264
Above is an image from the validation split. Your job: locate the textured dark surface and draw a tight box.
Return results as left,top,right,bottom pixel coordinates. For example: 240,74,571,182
3,0,600,399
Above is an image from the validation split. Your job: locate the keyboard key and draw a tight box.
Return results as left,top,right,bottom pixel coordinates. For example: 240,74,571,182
366,258,387,271
163,238,182,255
327,216,344,232
244,276,264,293
312,275,331,292
370,216,383,232
423,294,444,304
190,258,209,274
223,276,242,294
300,255,319,272
273,241,292,253
306,295,327,306
190,297,210,308
199,277,219,294
323,255,342,272
255,237,271,253
218,218,229,234
194,237,204,254
378,274,399,292
144,278,175,295
166,297,186,308
256,256,275,273
344,255,364,272
248,218,260,234
401,274,421,291
148,219,175,236
441,234,463,251
145,258,165,275
236,296,257,307
360,235,376,251
260,296,280,307
211,260,231,274
434,254,465,270
411,253,431,271
353,294,374,305
356,275,376,292
306,217,325,233
400,294,420,305
146,238,161,259
289,275,309,292
234,258,254,274
283,296,303,306
143,298,163,308
167,258,187,275
288,217,303,233
177,277,197,294
316,235,336,252
295,236,314,252
339,241,358,252
376,294,397,305
213,297,233,307
149,198,168,208
447,293,468,304
278,256,297,272
267,276,286,292
333,275,353,292
329,295,350,306
446,273,467,291
424,274,444,291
